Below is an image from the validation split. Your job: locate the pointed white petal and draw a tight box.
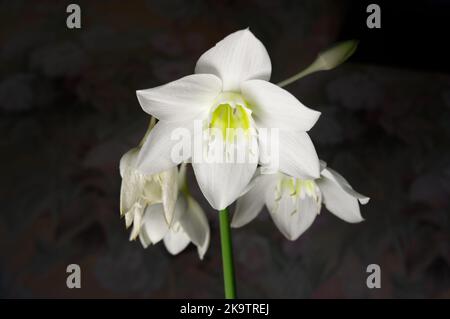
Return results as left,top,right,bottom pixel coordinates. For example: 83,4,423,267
193,161,257,210
124,202,145,235
137,120,193,175
323,167,370,204
259,129,320,179
119,149,144,215
159,166,179,225
195,29,271,91
119,148,138,178
178,196,210,259
136,74,221,122
141,204,169,244
266,185,319,241
160,182,189,261
241,80,320,131
317,167,369,223
139,229,151,249
192,135,258,210
129,204,144,240
163,224,191,256
124,209,134,228
231,173,275,228
120,177,138,216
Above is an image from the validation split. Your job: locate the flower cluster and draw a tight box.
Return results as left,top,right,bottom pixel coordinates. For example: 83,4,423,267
119,29,369,258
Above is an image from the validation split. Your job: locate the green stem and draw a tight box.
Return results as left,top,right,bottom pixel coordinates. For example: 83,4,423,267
219,208,236,299
276,65,315,88
277,40,359,88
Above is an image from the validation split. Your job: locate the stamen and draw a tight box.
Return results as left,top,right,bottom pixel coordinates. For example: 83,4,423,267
208,93,253,142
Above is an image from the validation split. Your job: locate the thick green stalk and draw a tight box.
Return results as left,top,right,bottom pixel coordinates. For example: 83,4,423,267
219,208,236,299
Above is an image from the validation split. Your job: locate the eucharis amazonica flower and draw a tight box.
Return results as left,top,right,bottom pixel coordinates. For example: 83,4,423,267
121,27,363,298
231,161,370,241
135,28,322,210
120,148,210,259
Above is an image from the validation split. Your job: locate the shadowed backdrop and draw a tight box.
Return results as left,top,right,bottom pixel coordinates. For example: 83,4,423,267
1,0,449,298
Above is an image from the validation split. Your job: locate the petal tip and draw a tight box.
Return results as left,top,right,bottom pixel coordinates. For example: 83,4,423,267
359,197,370,205
230,219,242,228
344,212,365,223
308,110,322,130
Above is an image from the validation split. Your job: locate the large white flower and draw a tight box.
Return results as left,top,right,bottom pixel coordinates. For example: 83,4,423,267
231,161,370,241
135,28,321,210
120,149,210,259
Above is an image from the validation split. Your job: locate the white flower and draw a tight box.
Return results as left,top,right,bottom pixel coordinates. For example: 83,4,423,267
138,192,210,259
231,161,370,241
120,147,178,240
135,28,321,210
120,148,210,259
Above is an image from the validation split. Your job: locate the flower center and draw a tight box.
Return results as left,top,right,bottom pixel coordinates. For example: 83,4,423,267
276,176,322,205
269,176,322,217
208,92,252,142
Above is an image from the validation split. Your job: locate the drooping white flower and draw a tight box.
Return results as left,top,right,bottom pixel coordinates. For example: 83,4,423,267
231,161,370,241
138,192,210,259
135,28,321,210
120,147,178,240
120,148,210,259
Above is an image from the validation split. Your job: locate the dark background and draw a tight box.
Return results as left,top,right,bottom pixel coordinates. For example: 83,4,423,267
1,0,449,298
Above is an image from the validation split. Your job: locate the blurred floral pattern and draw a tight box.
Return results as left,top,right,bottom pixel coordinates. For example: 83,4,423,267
0,0,449,298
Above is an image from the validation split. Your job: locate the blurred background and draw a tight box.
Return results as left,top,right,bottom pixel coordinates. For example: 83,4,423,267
1,0,449,298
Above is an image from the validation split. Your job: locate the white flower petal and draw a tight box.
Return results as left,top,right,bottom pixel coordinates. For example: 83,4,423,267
125,210,134,228
139,228,151,249
159,178,188,259
195,29,271,91
163,232,191,256
259,129,320,179
324,167,370,204
193,161,257,210
178,196,210,259
124,202,145,238
241,79,321,131
119,148,138,178
192,136,258,210
266,186,319,241
136,74,221,122
141,204,169,244
120,178,137,216
137,120,192,175
163,226,191,256
159,166,179,225
231,173,275,228
129,205,144,240
120,149,144,215
317,167,369,223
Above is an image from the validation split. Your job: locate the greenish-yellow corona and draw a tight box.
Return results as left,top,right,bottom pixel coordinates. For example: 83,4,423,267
277,175,321,201
209,93,252,142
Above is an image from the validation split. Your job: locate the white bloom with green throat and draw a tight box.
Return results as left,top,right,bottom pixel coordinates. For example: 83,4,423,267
135,28,323,210
120,148,210,259
120,147,178,240
119,28,364,298
232,161,370,241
